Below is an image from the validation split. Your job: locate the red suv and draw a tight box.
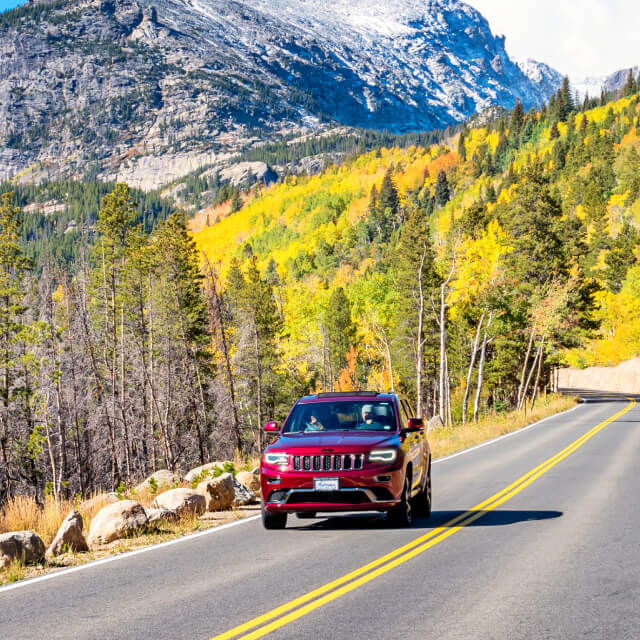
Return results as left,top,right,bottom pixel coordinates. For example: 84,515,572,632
260,392,431,529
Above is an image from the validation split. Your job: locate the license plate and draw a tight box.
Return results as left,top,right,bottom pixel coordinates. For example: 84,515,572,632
314,477,339,491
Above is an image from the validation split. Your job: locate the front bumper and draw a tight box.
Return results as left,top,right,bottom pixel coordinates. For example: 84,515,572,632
261,465,404,513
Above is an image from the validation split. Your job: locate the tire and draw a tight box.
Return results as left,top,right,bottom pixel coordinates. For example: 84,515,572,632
387,474,412,527
262,504,287,529
412,463,432,518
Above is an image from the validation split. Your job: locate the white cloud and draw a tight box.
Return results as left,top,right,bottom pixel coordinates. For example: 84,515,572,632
467,0,639,79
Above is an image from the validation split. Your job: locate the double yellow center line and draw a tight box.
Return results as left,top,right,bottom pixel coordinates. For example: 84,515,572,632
211,400,635,640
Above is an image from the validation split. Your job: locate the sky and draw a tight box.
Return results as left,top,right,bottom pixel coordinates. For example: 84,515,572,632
1,0,637,79
0,0,24,12
468,0,639,79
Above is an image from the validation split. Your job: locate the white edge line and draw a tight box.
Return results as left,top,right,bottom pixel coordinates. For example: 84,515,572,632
0,402,583,595
0,515,260,595
433,403,582,465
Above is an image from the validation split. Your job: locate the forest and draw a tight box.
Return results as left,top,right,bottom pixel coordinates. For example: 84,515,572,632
1,72,640,502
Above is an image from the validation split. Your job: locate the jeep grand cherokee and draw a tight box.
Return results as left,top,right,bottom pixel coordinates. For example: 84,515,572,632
260,391,431,529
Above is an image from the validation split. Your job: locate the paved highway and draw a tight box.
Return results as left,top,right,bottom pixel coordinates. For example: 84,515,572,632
2,395,640,640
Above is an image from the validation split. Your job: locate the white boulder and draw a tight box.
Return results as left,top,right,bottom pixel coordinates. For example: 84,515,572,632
134,469,180,493
153,488,206,516
87,500,148,547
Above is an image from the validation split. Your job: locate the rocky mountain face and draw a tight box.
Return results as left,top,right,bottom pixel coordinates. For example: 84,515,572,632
573,66,639,101
0,0,561,189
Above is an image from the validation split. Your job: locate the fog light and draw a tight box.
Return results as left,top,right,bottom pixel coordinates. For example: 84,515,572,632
268,490,288,503
267,477,281,485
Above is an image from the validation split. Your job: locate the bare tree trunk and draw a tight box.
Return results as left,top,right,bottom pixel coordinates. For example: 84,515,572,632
462,311,486,426
517,328,536,408
473,313,493,423
438,255,456,420
205,265,243,455
529,337,546,410
415,244,427,416
253,318,264,452
518,338,544,411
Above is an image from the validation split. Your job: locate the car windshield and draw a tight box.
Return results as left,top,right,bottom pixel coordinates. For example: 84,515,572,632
283,401,397,434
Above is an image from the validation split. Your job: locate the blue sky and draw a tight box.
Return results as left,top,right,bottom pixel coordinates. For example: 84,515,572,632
0,0,25,12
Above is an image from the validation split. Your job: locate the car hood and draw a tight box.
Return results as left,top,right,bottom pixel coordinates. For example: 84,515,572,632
268,432,399,452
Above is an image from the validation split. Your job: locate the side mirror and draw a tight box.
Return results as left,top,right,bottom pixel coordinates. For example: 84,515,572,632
264,421,279,433
405,417,424,433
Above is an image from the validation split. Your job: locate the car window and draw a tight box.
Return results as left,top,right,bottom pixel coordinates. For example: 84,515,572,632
283,401,397,433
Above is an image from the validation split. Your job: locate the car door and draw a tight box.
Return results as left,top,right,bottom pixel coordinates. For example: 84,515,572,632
398,398,424,495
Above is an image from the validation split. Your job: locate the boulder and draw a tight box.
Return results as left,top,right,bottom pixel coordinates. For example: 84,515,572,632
144,507,177,528
134,469,180,493
0,531,46,568
153,488,205,516
236,471,261,496
233,477,257,505
45,510,88,560
196,473,235,511
87,500,148,547
427,415,444,433
79,492,119,512
184,461,225,484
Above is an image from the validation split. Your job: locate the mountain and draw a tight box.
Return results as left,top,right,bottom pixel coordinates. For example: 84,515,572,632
0,0,561,189
516,58,564,100
573,66,639,101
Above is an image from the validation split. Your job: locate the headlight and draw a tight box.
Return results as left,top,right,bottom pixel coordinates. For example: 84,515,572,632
368,449,398,463
264,452,289,466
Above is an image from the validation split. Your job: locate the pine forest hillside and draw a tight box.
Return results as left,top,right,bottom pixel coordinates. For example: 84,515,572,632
195,77,640,421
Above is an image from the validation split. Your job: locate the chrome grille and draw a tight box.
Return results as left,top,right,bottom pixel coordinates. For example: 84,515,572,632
292,454,364,472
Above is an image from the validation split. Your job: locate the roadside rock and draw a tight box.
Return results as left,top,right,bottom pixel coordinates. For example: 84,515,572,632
87,500,148,547
45,510,88,560
134,470,181,493
0,531,46,568
184,461,226,484
236,471,261,496
427,415,444,433
79,492,118,512
153,488,205,516
144,507,177,529
233,477,257,506
197,473,235,511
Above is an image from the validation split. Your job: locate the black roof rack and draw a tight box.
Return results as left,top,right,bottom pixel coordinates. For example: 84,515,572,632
315,391,386,398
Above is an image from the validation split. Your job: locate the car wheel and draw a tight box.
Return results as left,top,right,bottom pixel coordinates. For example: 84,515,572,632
387,474,412,527
262,504,288,529
412,463,432,517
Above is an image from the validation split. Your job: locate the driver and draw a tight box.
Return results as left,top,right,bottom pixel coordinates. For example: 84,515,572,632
359,404,384,429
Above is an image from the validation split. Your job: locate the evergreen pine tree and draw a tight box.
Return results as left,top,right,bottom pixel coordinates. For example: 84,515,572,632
434,170,451,207
623,68,635,97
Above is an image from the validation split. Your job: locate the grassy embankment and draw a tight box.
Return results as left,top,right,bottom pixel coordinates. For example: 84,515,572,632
1,393,577,585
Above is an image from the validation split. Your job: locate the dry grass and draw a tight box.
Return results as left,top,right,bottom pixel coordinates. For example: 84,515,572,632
430,394,578,459
0,495,78,545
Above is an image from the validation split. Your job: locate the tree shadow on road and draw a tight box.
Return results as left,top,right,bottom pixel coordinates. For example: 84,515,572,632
292,509,562,531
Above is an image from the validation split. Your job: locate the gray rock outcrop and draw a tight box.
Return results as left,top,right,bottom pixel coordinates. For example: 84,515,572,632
233,477,257,506
45,510,88,560
0,531,46,568
87,500,148,547
152,488,206,516
236,471,261,496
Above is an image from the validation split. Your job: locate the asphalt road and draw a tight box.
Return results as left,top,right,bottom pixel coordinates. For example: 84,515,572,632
2,395,640,640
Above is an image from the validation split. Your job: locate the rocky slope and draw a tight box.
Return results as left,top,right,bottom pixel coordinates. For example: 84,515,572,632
0,0,562,189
